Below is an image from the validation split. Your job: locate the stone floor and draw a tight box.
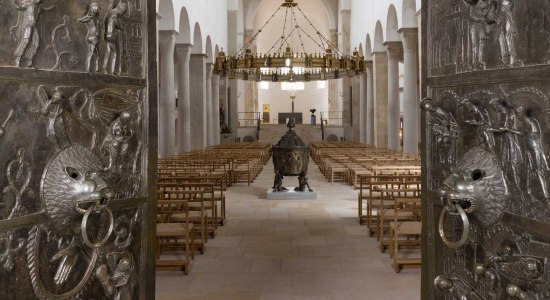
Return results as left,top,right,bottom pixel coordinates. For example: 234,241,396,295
156,159,421,300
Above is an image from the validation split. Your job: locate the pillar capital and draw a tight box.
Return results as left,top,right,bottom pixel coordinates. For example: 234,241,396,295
190,53,208,59
159,30,178,43
384,41,403,61
366,60,374,75
175,43,192,52
206,62,214,76
398,28,418,51
174,43,192,63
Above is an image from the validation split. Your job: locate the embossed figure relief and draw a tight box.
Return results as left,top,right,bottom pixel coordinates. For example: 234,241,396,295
464,0,495,70
517,107,550,202
495,0,523,68
10,0,55,68
421,98,458,165
0,0,145,77
103,3,128,75
30,85,70,149
429,0,550,75
78,3,101,73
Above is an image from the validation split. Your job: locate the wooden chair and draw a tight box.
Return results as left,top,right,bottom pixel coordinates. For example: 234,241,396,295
158,187,208,254
156,199,193,274
389,197,422,273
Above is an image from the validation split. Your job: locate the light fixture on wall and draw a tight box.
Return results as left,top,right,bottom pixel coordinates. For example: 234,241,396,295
214,0,365,83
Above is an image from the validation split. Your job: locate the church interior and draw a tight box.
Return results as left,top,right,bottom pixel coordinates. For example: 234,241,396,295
155,0,422,299
0,0,549,299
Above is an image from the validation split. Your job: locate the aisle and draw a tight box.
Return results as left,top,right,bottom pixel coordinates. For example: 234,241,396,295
156,159,421,300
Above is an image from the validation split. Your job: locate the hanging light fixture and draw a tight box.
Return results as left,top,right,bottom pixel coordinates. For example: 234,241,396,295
214,0,365,82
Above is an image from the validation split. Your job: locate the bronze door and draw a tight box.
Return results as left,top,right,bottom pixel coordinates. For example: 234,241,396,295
0,0,157,299
422,0,550,299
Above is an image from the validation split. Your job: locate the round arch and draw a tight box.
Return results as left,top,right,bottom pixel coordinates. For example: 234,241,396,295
205,36,214,63
373,21,385,52
158,0,175,31
176,7,191,44
402,0,418,28
192,22,203,54
365,34,373,60
386,4,400,42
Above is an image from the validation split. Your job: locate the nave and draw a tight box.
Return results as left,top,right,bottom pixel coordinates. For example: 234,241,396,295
155,155,420,300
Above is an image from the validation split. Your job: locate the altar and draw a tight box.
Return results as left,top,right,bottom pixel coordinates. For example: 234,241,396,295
278,113,303,124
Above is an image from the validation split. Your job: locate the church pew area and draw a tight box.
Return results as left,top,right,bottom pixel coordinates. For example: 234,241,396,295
312,141,422,273
155,142,271,273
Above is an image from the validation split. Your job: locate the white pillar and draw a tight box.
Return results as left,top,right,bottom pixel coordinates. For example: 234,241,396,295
229,79,239,141
190,54,207,150
373,50,388,148
175,44,192,153
400,28,419,154
158,30,177,157
359,73,367,143
366,61,375,145
385,41,403,151
212,73,221,145
205,63,213,146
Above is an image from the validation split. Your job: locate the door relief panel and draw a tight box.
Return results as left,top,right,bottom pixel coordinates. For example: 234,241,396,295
424,1,550,299
0,0,155,299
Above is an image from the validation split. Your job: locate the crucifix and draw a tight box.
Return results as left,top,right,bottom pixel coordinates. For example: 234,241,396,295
290,94,296,113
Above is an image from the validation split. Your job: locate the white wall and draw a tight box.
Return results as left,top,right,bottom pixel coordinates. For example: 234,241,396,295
258,82,329,124
157,0,228,55
253,0,331,125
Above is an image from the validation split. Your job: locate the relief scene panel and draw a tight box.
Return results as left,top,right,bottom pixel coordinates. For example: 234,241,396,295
423,84,550,299
0,0,145,78
0,80,147,299
428,0,550,76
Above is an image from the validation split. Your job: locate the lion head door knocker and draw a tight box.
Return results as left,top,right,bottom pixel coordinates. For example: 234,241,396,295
437,147,510,249
28,145,115,299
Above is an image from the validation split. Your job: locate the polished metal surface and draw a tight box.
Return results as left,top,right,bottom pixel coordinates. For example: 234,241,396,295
271,119,310,177
423,1,550,299
0,0,155,299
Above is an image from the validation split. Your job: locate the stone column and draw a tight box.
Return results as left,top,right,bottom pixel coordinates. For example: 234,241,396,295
243,29,255,127
158,30,177,157
352,76,360,141
229,79,239,140
328,29,339,122
340,9,352,139
372,50,388,148
385,41,403,151
400,28,419,154
205,63,213,146
366,61,375,145
190,53,207,150
175,44,192,153
359,72,367,143
227,9,238,141
211,72,221,145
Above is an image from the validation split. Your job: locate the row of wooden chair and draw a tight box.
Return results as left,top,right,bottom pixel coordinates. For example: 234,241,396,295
358,172,422,273
156,142,271,274
311,142,420,187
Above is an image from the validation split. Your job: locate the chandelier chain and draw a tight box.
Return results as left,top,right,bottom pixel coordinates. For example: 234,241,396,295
235,6,282,56
296,5,343,56
279,6,290,53
291,9,308,54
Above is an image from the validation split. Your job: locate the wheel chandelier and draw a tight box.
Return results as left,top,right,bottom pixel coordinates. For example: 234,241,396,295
214,0,365,82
